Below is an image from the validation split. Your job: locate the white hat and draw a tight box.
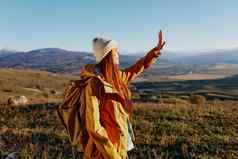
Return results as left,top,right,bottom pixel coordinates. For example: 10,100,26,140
92,37,118,63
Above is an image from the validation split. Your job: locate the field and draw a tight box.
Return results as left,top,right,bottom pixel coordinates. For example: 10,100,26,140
1,101,238,158
0,68,79,104
0,68,238,158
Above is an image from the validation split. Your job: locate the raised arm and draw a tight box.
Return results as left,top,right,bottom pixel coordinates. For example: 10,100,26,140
121,30,166,84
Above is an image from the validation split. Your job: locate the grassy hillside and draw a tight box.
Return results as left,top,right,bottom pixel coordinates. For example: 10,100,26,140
0,68,238,158
0,68,79,104
0,101,237,158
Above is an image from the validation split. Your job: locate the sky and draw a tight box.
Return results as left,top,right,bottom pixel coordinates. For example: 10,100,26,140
0,0,238,54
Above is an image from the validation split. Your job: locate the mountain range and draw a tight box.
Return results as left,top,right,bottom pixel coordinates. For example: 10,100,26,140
164,48,238,65
0,47,237,75
0,48,168,74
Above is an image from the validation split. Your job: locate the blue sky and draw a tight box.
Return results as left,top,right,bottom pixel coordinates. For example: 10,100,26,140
0,0,237,53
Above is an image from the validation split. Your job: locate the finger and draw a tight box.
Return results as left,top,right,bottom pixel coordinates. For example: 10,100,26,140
157,30,162,47
157,31,160,47
160,41,166,49
159,30,163,46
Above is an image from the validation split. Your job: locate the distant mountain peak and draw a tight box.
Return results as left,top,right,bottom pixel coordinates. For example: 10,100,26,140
28,48,68,53
0,48,18,54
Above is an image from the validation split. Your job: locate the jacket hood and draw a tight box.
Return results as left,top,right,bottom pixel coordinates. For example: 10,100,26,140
79,63,115,89
80,64,99,79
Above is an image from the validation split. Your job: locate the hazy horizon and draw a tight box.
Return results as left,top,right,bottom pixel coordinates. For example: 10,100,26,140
1,46,238,56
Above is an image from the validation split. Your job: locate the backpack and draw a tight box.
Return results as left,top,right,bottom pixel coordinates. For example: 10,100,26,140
57,77,91,152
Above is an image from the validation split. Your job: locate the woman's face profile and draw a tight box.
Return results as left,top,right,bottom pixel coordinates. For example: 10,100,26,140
112,48,119,65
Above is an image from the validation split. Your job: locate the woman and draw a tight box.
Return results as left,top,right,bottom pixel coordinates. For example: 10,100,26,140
79,31,165,159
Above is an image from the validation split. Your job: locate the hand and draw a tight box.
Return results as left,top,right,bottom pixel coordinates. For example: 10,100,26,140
151,30,166,56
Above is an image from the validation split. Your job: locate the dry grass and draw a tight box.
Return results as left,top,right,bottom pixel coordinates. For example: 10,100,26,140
129,101,238,158
0,68,238,158
0,100,237,158
0,68,79,104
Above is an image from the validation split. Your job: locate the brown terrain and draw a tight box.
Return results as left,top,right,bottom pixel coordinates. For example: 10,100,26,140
0,67,238,158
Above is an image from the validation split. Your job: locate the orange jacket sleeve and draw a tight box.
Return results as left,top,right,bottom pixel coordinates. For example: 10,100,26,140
121,49,160,84
83,78,122,159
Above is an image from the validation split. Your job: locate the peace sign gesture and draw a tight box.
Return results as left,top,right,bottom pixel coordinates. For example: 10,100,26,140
150,30,166,56
158,30,166,50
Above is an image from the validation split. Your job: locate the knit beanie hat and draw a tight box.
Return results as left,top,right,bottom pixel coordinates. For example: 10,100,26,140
92,37,118,63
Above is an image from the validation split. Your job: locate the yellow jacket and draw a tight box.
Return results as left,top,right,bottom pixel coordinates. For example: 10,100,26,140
77,49,159,159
